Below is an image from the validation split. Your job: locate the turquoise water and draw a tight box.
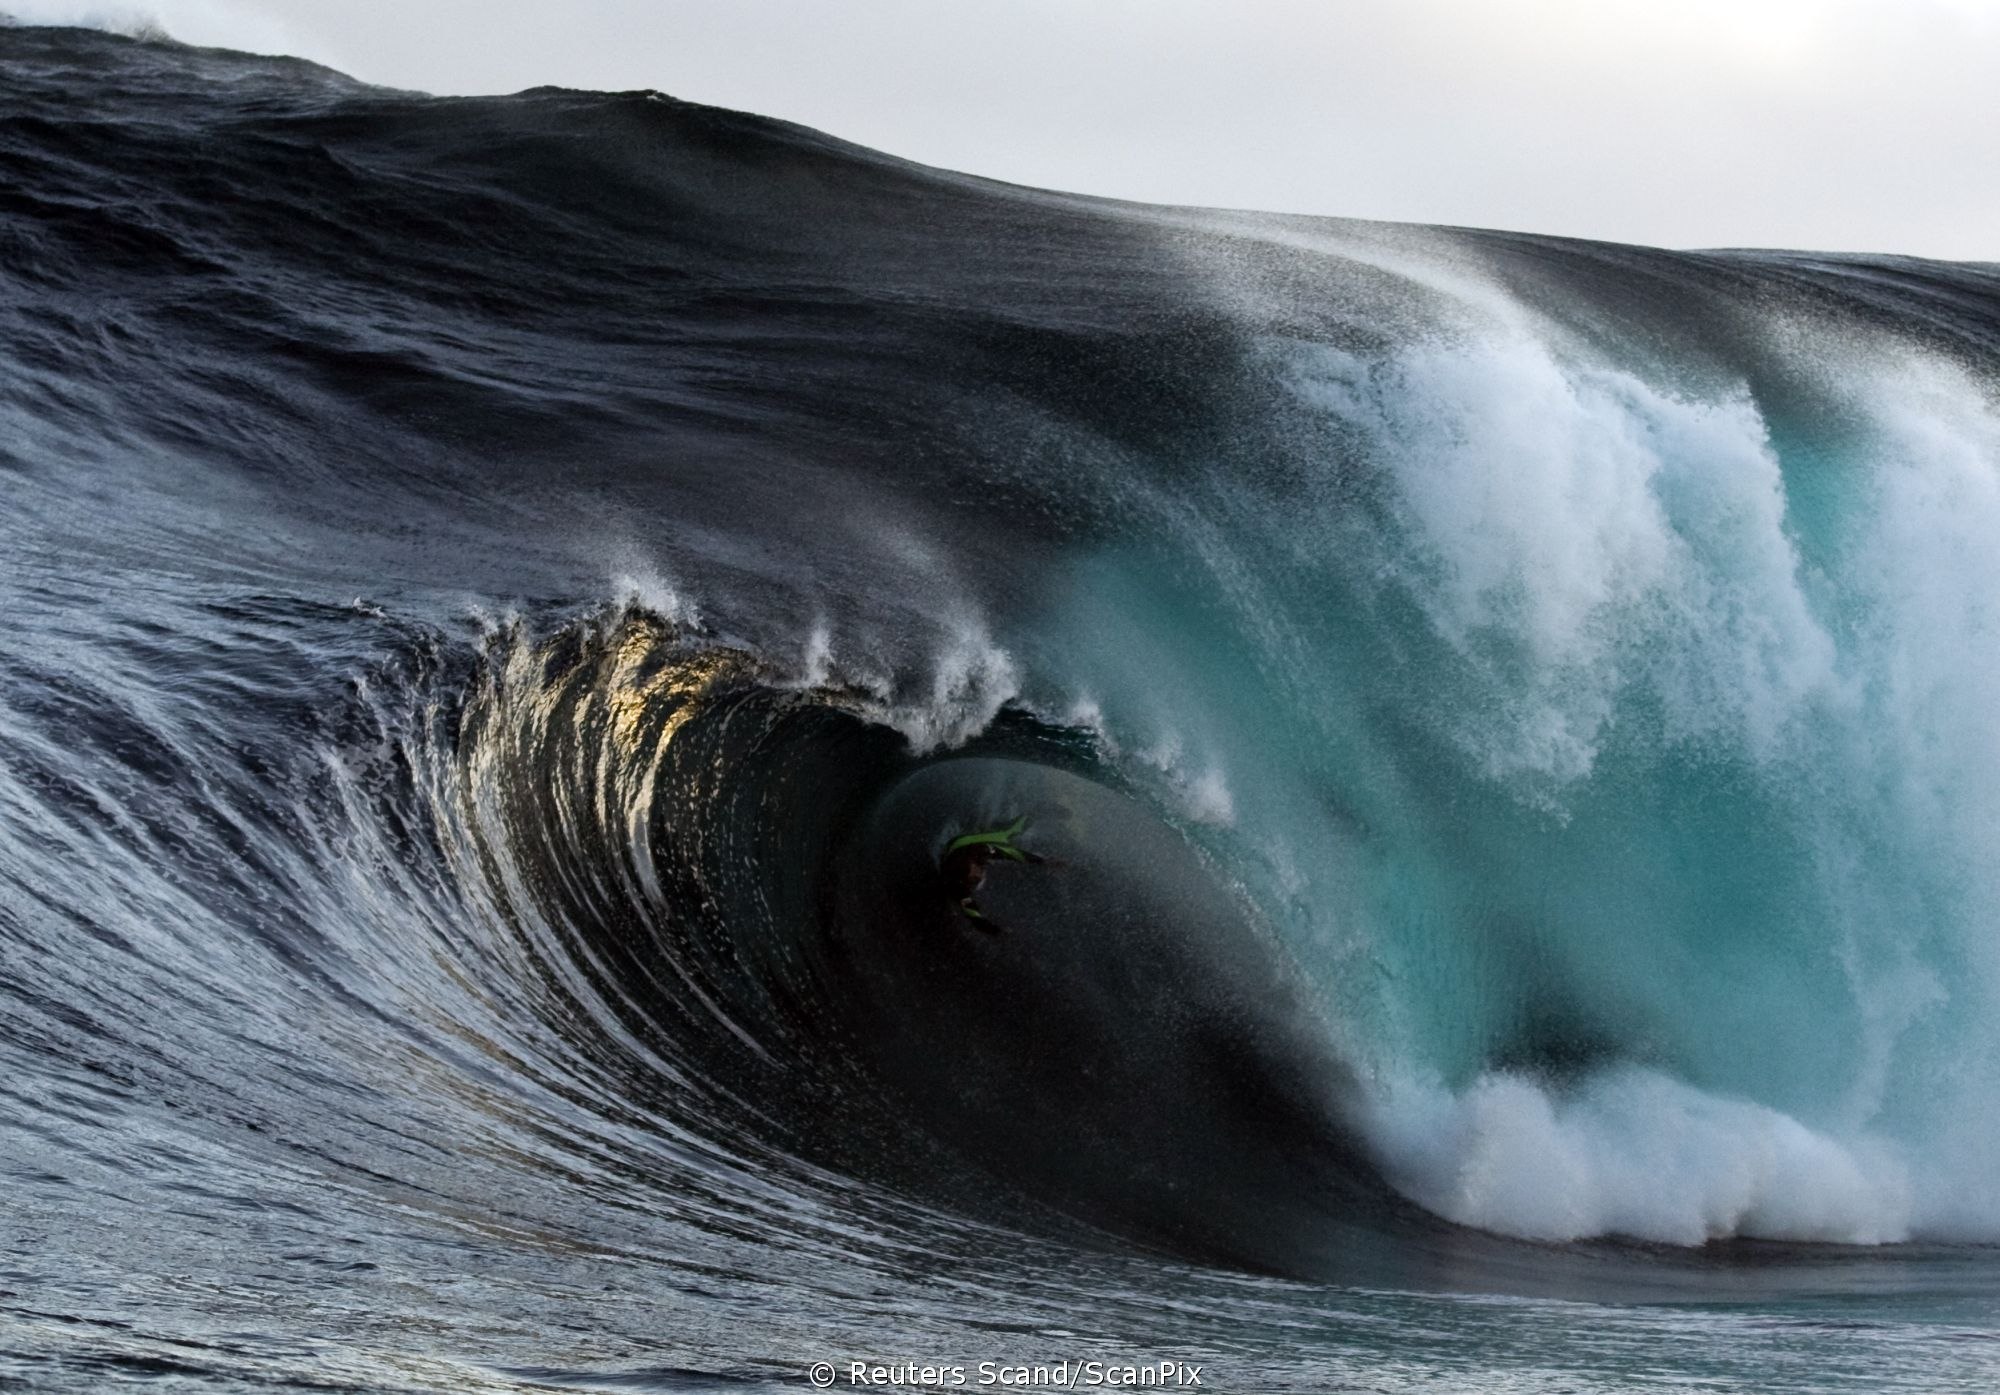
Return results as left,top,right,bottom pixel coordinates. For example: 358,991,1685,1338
1012,291,2000,1254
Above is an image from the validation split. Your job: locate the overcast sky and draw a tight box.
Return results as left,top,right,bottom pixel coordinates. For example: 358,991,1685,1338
15,0,1999,259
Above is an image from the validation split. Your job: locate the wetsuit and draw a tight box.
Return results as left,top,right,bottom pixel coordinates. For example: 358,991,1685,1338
940,816,1042,930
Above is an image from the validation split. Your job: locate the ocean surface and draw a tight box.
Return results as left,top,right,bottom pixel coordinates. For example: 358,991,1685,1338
3,22,2000,1393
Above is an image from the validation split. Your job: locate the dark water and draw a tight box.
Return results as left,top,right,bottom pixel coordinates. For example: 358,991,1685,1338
4,23,2000,1393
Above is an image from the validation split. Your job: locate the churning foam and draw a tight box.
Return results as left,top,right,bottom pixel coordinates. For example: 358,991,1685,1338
1263,301,2000,1244
1283,331,1838,789
776,609,1019,755
1361,1067,1914,1246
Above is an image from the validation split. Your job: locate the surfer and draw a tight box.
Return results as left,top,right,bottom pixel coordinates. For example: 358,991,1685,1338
941,815,1044,931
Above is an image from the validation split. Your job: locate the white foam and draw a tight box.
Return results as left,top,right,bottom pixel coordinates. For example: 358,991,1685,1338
1283,334,1837,787
1359,1066,1914,1246
1182,766,1237,826
608,567,699,629
1059,694,1115,752
1318,343,2000,1245
1132,730,1239,826
1163,232,2000,1248
794,618,836,688
1813,355,2000,1220
874,619,1019,754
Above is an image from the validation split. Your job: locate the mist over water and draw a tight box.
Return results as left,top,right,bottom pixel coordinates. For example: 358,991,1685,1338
3,22,2000,1393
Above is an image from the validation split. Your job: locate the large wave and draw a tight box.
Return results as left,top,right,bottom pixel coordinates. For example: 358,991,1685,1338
6,33,2000,1387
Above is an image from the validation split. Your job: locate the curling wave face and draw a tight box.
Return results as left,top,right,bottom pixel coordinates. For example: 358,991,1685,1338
5,21,2000,1393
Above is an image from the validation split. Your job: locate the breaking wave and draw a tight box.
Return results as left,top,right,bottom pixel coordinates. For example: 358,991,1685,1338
6,21,2000,1392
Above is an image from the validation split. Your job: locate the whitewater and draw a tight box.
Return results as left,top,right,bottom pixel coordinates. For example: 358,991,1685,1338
3,21,1999,1394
